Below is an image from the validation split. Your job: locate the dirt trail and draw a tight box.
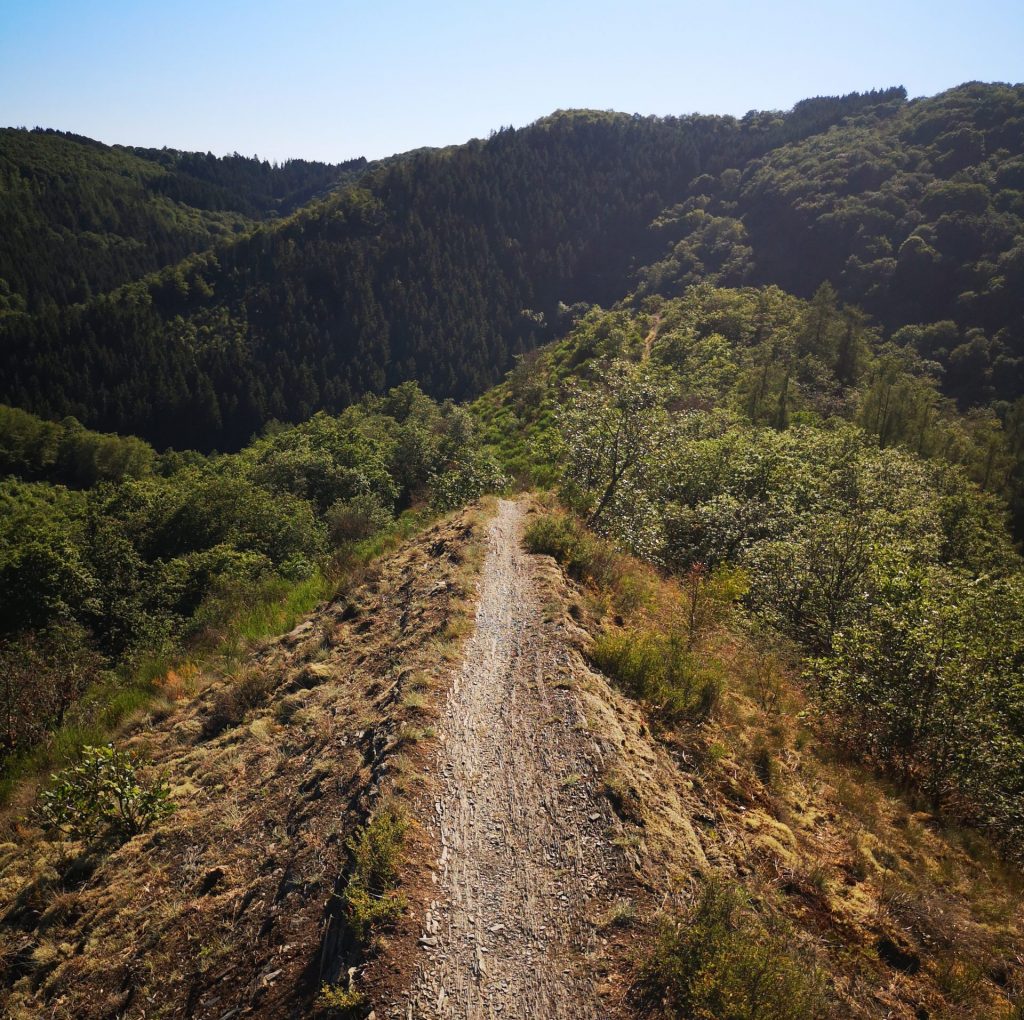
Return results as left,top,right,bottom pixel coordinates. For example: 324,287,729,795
396,499,615,1019
641,313,661,362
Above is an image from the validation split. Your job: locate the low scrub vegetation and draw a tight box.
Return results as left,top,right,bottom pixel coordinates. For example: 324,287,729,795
508,290,1024,856
37,743,174,846
524,511,622,587
590,628,721,723
524,509,664,615
0,383,506,803
633,879,831,1019
341,804,409,947
202,667,274,738
315,982,367,1018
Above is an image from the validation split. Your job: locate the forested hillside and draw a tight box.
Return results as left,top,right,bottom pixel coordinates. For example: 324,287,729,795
3,87,1022,454
0,90,902,449
640,81,1024,409
0,386,503,788
0,128,366,312
4,82,1024,1020
3,82,1023,824
476,280,1024,855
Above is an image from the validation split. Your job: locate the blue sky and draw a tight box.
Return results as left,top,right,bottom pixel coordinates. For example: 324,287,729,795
1,0,1022,163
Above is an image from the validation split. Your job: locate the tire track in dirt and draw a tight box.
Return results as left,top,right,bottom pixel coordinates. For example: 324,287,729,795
395,499,614,1019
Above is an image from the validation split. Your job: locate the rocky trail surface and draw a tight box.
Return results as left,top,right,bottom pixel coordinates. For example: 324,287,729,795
390,499,617,1020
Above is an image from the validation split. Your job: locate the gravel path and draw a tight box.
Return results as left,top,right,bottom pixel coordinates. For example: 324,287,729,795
397,499,613,1019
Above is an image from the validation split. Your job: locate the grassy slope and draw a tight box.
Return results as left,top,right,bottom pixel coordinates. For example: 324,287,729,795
0,507,433,813
0,503,491,1018
523,500,1024,1019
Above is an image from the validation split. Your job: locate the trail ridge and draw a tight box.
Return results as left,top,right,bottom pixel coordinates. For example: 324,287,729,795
399,499,613,1019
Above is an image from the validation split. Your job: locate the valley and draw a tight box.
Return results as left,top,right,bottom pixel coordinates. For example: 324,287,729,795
2,77,1024,1019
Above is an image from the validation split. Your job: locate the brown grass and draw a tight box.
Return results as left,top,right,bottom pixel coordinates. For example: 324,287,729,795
524,503,1024,1020
0,503,492,1020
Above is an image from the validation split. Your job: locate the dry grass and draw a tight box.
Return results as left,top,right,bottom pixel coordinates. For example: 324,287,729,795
0,503,491,1020
524,502,1024,1020
8,496,1021,1019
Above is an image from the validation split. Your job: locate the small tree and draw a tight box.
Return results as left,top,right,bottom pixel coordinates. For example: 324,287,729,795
429,452,508,511
558,361,670,531
39,744,174,845
0,622,101,758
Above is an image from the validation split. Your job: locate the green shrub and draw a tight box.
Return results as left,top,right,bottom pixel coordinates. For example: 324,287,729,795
610,562,656,614
429,453,507,511
38,744,174,845
524,511,623,588
315,982,367,1017
591,630,663,700
524,512,586,562
591,628,721,724
635,879,831,1019
341,805,408,946
326,492,393,545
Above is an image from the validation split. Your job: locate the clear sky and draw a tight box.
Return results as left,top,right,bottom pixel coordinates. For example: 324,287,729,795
1,0,1022,163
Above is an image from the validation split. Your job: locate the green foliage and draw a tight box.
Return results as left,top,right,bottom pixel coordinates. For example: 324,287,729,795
0,405,156,487
430,451,508,511
591,628,721,724
0,622,102,756
523,511,627,591
327,492,394,544
519,288,1024,853
0,91,899,451
3,85,1023,460
38,744,174,845
0,126,365,317
244,409,399,515
811,562,1024,847
0,383,503,781
315,983,367,1017
523,512,587,562
658,83,1024,411
341,805,409,946
634,880,831,1019
556,362,669,556
640,207,753,292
